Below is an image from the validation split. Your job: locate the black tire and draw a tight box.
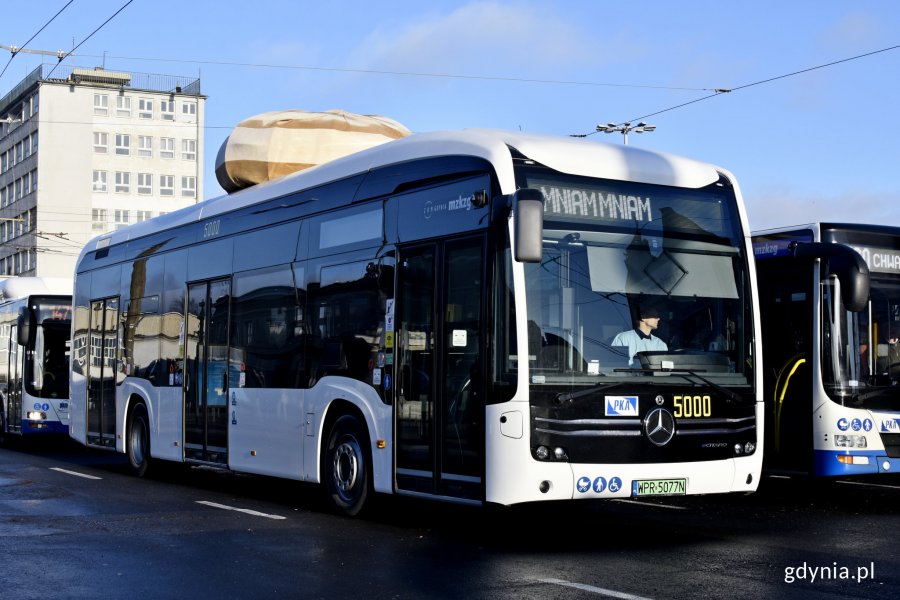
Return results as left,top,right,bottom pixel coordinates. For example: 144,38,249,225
126,403,151,477
323,414,371,517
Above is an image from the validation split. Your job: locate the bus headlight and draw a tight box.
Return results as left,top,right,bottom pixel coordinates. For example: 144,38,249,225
26,411,47,421
553,447,568,460
734,443,744,455
834,435,867,449
744,442,756,455
535,446,550,460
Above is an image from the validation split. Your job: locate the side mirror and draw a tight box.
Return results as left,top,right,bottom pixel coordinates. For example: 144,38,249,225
790,241,870,312
17,307,35,348
512,188,544,263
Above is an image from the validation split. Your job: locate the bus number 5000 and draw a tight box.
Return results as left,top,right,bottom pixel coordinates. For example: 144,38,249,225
673,395,712,418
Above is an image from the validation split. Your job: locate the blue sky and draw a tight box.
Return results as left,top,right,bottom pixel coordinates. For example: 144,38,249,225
3,0,900,229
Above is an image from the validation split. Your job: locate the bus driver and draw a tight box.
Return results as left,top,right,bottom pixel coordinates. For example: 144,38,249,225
612,302,668,366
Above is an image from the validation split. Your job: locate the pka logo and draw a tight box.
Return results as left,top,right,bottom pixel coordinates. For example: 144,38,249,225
605,395,638,417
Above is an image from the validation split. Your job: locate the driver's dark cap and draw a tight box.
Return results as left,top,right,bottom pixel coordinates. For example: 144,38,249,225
639,303,662,319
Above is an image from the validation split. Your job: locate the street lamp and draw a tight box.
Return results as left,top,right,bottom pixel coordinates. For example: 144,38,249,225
596,121,656,145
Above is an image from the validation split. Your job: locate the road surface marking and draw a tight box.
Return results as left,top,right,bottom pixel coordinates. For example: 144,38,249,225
539,578,654,600
49,467,102,480
196,500,287,520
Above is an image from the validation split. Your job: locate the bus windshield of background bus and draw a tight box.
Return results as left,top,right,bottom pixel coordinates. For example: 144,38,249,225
823,275,900,398
517,172,750,387
26,319,70,400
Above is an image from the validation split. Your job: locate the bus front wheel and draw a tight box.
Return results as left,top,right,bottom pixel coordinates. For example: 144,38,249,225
127,403,151,477
323,414,370,516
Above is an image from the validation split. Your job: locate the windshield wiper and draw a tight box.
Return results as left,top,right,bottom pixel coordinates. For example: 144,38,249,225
619,367,745,405
555,381,632,403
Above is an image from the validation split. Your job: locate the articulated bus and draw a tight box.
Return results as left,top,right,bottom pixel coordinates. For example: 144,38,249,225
0,277,72,441
753,223,900,476
69,129,762,514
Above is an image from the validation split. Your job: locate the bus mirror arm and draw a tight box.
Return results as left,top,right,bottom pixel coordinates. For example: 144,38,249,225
789,241,870,312
509,188,544,263
16,307,36,348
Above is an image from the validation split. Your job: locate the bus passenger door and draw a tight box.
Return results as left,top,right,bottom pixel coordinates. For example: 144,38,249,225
396,237,484,501
7,323,22,433
184,279,231,465
87,298,119,448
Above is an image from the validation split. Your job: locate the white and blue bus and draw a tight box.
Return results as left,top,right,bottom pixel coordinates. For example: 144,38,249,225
753,223,900,476
0,277,72,441
68,129,762,514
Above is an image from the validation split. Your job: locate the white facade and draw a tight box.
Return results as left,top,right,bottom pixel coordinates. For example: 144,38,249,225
0,65,205,279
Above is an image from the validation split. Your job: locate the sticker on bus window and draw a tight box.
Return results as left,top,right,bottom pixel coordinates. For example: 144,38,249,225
452,330,467,347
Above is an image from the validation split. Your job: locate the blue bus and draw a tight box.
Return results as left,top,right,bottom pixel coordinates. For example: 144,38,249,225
753,223,899,476
0,277,72,441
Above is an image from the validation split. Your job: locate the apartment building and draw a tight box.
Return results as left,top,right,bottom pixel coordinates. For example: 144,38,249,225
0,64,205,278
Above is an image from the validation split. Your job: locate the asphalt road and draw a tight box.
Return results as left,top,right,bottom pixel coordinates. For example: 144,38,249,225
0,438,897,600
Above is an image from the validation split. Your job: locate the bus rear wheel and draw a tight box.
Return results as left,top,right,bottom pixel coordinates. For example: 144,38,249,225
127,403,151,477
323,414,370,516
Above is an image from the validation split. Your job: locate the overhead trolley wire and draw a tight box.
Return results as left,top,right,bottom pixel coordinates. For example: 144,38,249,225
45,0,136,80
573,43,900,137
0,0,74,82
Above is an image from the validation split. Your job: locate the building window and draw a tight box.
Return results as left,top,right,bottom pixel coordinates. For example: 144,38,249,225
0,187,5,207
93,132,109,154
15,141,23,163
114,209,130,229
138,135,152,157
182,102,197,118
30,169,37,193
181,176,196,198
138,98,153,119
182,139,196,160
160,99,175,121
115,171,131,193
159,175,174,196
23,136,31,158
15,179,23,200
135,210,152,222
21,172,30,196
94,94,109,115
93,170,108,192
1,152,6,173
116,95,132,117
115,133,131,156
30,132,38,153
137,173,152,195
160,137,175,159
92,208,108,231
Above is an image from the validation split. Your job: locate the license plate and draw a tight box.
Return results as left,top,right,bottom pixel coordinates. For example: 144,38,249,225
632,478,687,497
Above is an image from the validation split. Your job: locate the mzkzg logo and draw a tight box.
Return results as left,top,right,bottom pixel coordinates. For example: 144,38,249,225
605,395,638,417
423,194,475,219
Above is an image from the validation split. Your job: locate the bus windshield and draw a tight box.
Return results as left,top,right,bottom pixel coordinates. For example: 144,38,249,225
25,301,71,400
823,274,900,403
518,169,752,389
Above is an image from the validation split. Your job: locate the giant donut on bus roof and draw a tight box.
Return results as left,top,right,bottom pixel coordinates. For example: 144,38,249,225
215,109,411,193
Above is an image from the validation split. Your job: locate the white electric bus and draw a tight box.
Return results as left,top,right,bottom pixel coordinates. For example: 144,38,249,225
0,277,72,441
753,223,900,476
68,129,762,514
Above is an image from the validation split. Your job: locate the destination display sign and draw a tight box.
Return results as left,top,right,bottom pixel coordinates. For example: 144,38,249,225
849,245,900,275
529,177,734,239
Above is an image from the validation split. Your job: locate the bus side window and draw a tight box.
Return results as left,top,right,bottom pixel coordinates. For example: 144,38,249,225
231,266,301,389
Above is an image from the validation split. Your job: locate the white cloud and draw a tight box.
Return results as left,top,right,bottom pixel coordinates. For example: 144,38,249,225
348,2,601,77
